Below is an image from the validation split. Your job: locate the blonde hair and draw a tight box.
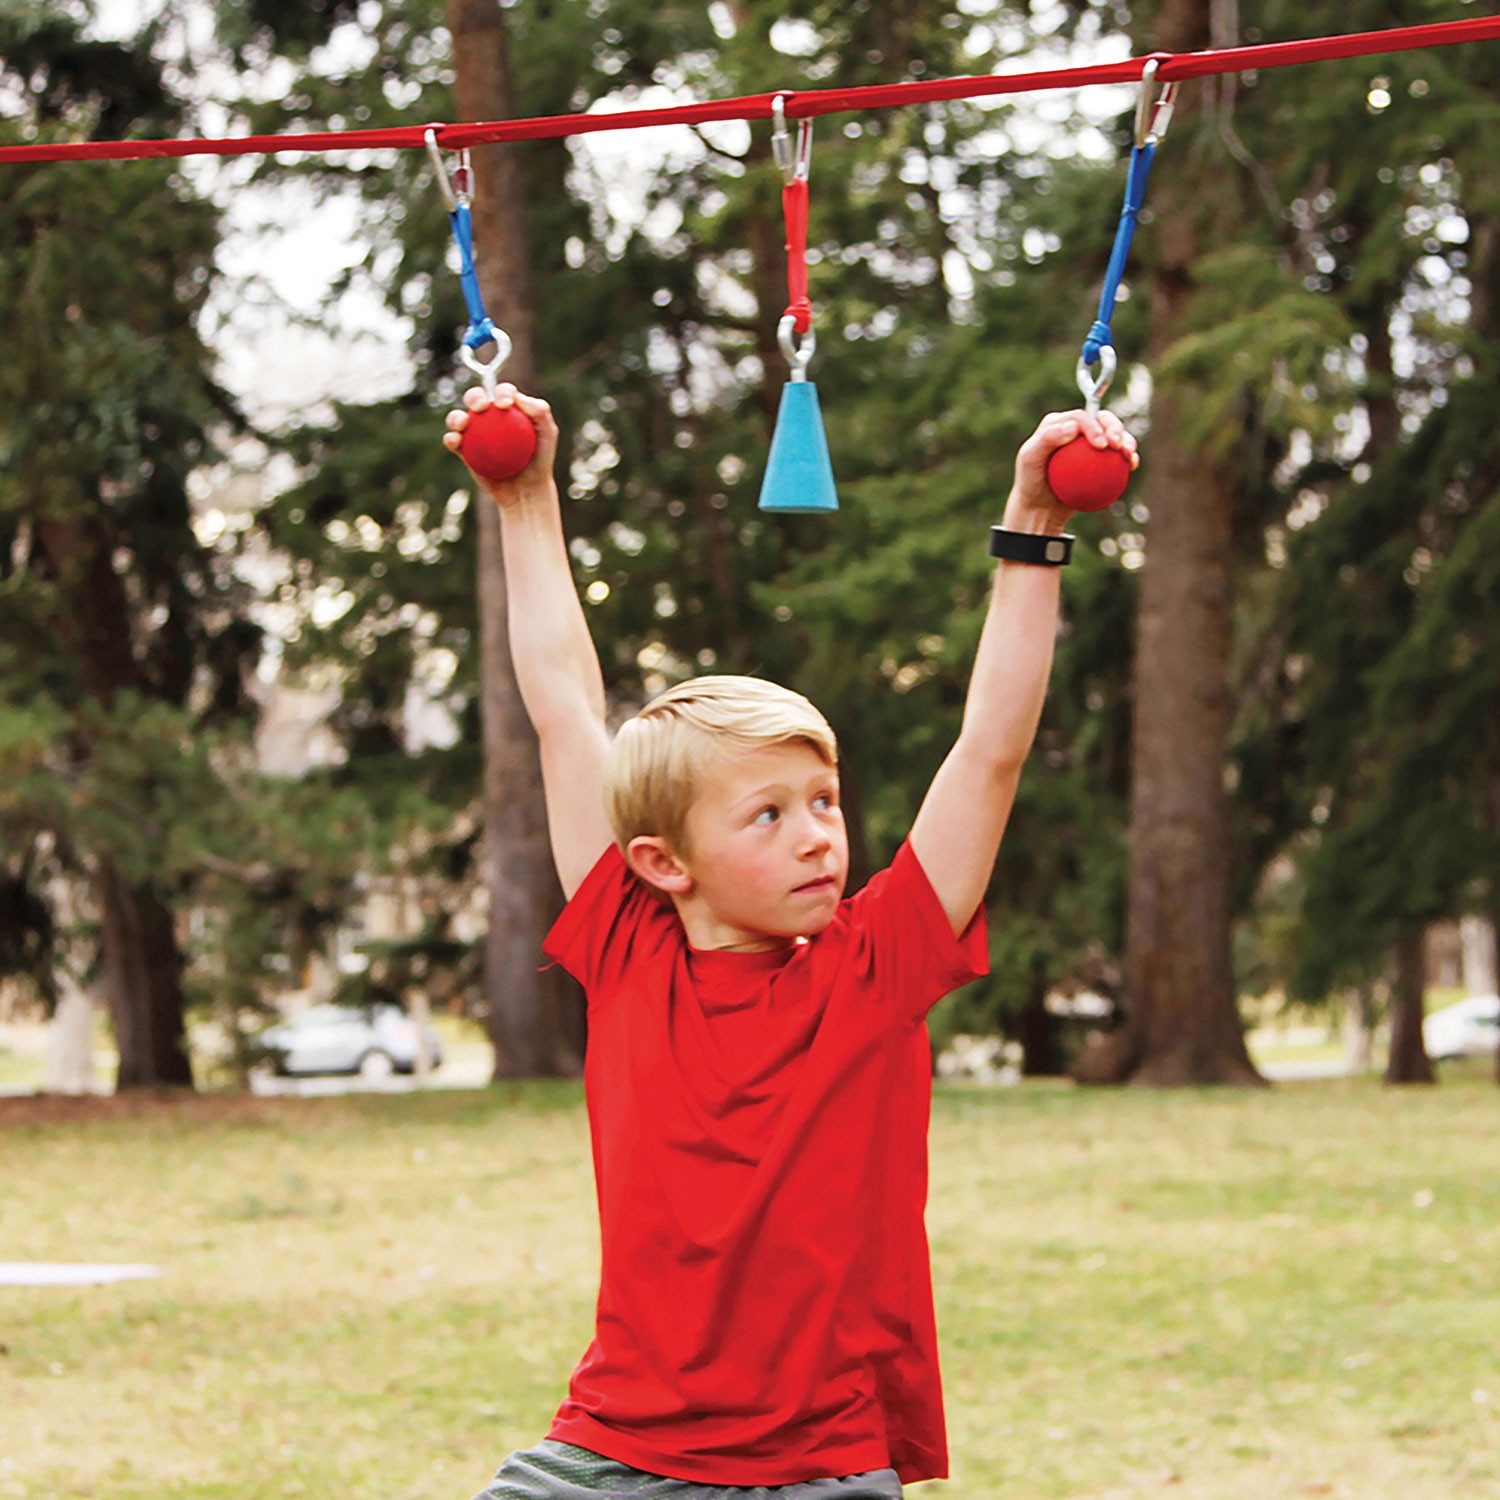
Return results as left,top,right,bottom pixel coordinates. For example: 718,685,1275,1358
604,675,838,856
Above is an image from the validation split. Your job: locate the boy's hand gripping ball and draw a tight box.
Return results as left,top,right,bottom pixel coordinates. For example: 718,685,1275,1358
460,403,538,483
1045,435,1132,512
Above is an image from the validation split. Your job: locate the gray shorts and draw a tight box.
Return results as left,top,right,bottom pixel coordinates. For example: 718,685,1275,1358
473,1439,903,1500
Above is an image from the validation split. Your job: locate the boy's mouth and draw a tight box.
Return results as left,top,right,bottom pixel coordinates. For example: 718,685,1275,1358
793,875,839,894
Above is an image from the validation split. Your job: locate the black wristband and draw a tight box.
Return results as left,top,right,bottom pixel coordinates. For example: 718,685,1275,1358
989,526,1074,566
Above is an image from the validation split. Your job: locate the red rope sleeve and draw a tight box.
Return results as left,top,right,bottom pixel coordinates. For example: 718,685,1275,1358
783,177,812,334
0,17,1497,164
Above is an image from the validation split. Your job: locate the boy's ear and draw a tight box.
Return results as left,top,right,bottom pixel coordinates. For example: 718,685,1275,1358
625,836,694,897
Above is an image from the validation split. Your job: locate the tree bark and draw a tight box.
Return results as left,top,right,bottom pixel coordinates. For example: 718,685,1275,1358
1384,927,1435,1085
1072,0,1262,1087
97,862,193,1089
447,0,584,1077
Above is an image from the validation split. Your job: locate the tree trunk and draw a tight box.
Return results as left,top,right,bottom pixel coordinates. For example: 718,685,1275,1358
97,863,193,1089
447,0,584,1078
1016,972,1064,1077
32,513,194,1089
1384,927,1435,1085
1072,0,1262,1088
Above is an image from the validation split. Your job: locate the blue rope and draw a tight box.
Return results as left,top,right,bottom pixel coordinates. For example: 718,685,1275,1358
448,201,499,352
1082,141,1156,367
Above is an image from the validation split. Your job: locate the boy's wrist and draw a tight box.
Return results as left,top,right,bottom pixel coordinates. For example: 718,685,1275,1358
1001,488,1071,536
490,476,558,514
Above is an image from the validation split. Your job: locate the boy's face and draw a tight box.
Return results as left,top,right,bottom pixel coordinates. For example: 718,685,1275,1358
673,740,848,948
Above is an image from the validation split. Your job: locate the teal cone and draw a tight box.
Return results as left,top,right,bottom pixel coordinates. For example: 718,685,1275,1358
758,380,838,513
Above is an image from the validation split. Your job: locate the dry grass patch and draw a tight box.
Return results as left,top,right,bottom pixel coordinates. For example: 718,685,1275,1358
2,1078,1497,1499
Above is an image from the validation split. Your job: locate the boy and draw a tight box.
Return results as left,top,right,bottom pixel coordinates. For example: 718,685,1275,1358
444,385,1136,1498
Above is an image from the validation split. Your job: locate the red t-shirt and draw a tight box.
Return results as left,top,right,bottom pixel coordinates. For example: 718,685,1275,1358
542,839,988,1486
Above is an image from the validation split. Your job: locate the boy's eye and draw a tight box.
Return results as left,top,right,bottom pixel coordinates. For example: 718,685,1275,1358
753,805,780,825
813,792,836,811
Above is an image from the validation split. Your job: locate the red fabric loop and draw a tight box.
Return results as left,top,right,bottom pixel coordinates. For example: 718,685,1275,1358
0,19,1496,164
783,177,812,333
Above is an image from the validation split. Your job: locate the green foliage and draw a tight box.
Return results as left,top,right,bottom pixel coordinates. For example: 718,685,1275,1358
1284,387,1500,997
0,10,438,1042
10,0,1498,1060
1155,247,1356,455
1193,0,1500,1001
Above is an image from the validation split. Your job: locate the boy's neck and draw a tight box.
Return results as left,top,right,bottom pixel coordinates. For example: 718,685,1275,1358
671,892,796,954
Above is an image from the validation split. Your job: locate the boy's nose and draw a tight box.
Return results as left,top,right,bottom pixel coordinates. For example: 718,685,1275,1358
795,813,833,854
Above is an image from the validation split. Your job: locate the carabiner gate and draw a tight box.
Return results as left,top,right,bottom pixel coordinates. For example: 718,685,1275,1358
771,94,812,186
424,127,472,212
1134,58,1178,150
1075,344,1117,415
778,313,816,382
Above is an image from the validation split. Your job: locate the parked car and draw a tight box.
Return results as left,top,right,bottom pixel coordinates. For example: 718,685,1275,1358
257,1002,443,1079
1423,994,1500,1062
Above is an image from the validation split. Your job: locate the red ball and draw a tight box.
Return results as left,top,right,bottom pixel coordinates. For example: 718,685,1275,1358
1045,435,1132,512
460,403,538,482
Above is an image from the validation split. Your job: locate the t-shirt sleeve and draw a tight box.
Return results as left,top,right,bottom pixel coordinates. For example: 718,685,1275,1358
543,843,675,996
842,838,989,1026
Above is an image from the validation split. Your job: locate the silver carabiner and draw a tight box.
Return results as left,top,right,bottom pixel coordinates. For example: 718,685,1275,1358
771,94,812,186
1135,58,1178,150
1075,344,1117,415
424,127,471,212
460,330,513,398
778,314,816,382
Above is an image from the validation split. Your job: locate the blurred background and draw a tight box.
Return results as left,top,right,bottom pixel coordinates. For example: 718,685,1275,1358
2,0,1497,1095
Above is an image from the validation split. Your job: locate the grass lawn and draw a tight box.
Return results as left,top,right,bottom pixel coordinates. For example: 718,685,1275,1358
2,1077,1498,1500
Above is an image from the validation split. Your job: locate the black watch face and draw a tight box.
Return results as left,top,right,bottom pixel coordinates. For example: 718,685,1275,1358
991,529,1069,564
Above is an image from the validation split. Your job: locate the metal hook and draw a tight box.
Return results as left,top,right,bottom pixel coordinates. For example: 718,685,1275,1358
771,94,812,185
460,332,513,398
778,314,816,381
424,126,471,213
1075,345,1117,415
1134,58,1178,149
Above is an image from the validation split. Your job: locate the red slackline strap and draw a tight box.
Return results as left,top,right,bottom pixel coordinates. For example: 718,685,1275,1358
1,17,1498,165
783,176,812,335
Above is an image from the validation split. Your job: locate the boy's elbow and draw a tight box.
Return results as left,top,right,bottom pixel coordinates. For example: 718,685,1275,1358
527,682,606,743
956,730,1031,784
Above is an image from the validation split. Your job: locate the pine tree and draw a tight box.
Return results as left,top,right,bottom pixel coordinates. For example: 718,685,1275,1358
0,6,232,1086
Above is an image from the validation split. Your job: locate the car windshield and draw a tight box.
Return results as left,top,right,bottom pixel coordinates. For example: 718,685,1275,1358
293,1005,367,1028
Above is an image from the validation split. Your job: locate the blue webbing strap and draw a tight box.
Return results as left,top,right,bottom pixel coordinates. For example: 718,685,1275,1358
1081,140,1157,368
448,200,499,353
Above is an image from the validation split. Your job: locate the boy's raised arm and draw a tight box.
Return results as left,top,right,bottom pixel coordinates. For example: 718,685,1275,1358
445,384,614,899
908,408,1137,937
